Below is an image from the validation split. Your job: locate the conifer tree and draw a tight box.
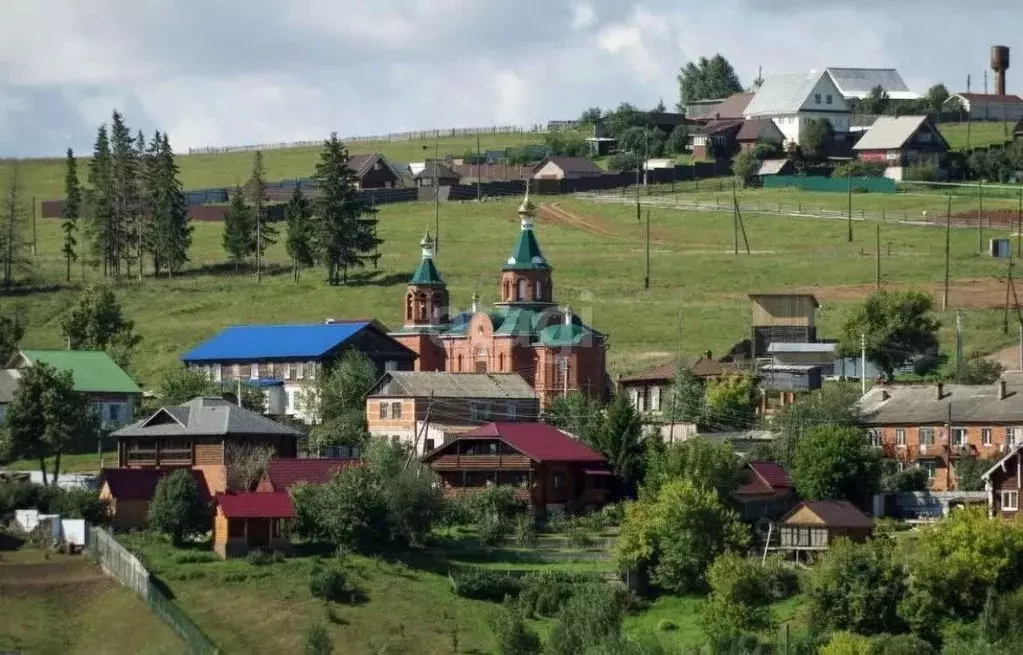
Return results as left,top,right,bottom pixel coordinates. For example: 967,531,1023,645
0,165,32,293
132,129,151,280
145,132,163,274
246,150,275,281
61,148,82,282
109,110,136,278
86,125,114,277
222,186,253,272
155,133,192,276
311,133,382,285
284,187,315,282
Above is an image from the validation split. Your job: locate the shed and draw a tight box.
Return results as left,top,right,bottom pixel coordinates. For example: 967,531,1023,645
759,364,822,392
214,492,295,558
778,500,873,560
748,293,819,357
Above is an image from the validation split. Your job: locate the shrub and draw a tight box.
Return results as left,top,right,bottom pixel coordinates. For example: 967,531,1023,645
491,601,542,655
246,549,282,566
547,584,630,655
762,555,800,600
903,162,939,182
309,566,348,602
518,570,599,618
304,621,333,655
657,619,678,632
833,160,886,178
512,514,537,547
600,503,625,527
478,513,511,545
148,470,210,546
867,633,936,654
607,152,642,172
51,487,107,524
700,552,774,650
546,508,569,533
567,528,593,549
449,567,521,602
0,482,59,521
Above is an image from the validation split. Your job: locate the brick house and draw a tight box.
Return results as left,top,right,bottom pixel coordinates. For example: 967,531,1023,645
858,380,1020,491
421,422,612,514
366,371,539,455
389,190,609,408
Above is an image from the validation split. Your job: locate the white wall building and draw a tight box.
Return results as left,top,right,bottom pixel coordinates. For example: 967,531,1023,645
744,70,853,146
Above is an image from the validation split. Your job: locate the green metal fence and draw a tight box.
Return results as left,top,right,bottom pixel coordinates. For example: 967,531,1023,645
763,175,897,193
86,525,219,654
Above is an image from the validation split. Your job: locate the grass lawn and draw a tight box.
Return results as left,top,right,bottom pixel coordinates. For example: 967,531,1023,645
5,191,1020,389
0,547,182,654
5,451,118,474
939,120,1016,151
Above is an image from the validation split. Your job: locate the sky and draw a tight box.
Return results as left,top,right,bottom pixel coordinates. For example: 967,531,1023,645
1,0,1021,157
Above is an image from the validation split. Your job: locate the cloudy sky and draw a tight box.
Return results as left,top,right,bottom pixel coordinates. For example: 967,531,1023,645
0,0,1019,157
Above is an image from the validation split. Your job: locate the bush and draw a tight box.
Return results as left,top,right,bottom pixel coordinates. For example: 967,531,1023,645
868,633,936,654
546,508,569,533
903,162,939,182
246,549,284,566
51,487,108,524
833,160,886,178
304,621,333,655
491,601,542,655
547,584,630,655
309,566,348,602
148,469,210,546
449,567,521,602
518,570,599,618
0,482,60,521
657,619,678,632
567,527,593,549
512,514,537,547
762,555,800,600
478,513,511,545
608,152,642,172
600,503,625,526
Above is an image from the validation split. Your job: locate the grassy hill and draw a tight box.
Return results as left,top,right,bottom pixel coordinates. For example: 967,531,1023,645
0,548,182,654
0,130,550,211
939,120,1016,151
4,191,1017,391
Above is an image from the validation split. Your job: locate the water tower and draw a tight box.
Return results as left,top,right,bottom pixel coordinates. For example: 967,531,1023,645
992,45,1010,96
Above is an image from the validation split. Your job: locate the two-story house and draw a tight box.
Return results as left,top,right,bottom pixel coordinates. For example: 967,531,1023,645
5,350,142,429
366,371,540,455
983,441,1023,518
852,116,950,180
744,70,852,147
858,380,1023,491
181,320,416,422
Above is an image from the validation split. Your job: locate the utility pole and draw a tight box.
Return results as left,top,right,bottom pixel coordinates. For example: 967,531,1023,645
635,158,641,223
955,309,964,372
846,172,853,242
966,74,973,150
644,208,651,290
1018,188,1022,258
1005,257,1013,334
435,140,440,253
733,184,739,255
943,189,952,310
476,132,482,202
1019,321,1022,371
31,196,37,257
860,332,867,396
978,178,984,255
875,224,881,289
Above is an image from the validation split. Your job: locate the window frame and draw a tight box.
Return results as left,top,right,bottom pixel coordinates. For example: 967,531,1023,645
391,401,403,419
895,428,906,446
919,427,935,446
1002,490,1019,511
379,402,390,420
982,428,993,446
951,427,967,447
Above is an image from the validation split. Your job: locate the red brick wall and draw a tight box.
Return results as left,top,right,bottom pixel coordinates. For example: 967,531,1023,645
874,424,1012,491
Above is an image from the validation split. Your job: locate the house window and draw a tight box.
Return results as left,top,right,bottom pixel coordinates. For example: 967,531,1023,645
379,403,390,420
650,385,661,412
296,362,305,379
825,94,833,105
982,428,993,446
284,362,293,380
629,388,640,409
920,460,937,479
233,363,241,379
424,438,435,452
506,402,517,421
516,278,526,301
917,131,932,142
391,402,402,419
868,429,881,448
107,404,122,423
470,402,492,422
385,360,398,372
919,428,935,447
287,392,294,410
250,363,259,379
895,428,906,446
814,93,822,104
391,435,401,446
952,428,967,447
1002,490,1019,511
308,362,316,380
212,363,222,381
1010,427,1023,448
534,280,542,300
553,473,563,491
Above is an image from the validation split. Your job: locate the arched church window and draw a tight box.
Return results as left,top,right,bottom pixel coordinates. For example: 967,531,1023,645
416,293,427,321
534,280,542,300
517,278,526,301
405,294,413,321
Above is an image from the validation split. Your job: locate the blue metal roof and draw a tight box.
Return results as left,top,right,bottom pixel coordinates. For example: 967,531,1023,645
181,322,371,362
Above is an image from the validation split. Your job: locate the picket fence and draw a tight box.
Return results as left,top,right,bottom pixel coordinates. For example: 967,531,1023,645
86,525,218,654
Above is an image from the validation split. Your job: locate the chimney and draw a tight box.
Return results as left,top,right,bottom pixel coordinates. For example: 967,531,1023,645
936,382,944,400
992,45,1010,97
999,378,1008,400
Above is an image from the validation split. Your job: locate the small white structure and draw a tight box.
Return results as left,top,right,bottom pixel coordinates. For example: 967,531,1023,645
60,519,87,547
25,471,99,490
944,93,1023,122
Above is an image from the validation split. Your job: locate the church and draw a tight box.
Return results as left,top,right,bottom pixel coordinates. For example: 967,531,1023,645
389,189,609,408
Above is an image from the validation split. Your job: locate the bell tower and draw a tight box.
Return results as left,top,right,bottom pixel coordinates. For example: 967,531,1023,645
392,231,449,372
499,184,554,307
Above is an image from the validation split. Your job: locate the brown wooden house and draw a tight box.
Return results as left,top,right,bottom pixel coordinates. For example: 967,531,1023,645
983,441,1023,518
99,468,211,530
734,461,797,523
347,153,402,189
213,492,295,558
776,501,873,562
112,397,302,495
421,422,611,513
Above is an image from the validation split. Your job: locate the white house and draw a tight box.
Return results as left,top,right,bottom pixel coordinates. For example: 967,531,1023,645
744,70,853,146
943,93,1023,122
824,68,921,101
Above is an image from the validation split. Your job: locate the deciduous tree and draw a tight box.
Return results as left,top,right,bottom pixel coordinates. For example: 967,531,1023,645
925,84,950,115
225,442,275,492
792,426,880,507
60,285,142,369
838,289,941,380
61,149,83,282
665,123,690,156
148,469,209,545
677,54,743,107
0,307,25,363
158,367,219,405
643,437,741,499
704,375,757,430
544,391,603,445
801,118,835,162
700,552,774,650
772,384,862,469
303,350,377,454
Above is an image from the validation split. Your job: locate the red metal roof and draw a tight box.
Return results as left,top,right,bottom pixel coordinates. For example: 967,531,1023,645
749,461,792,489
782,500,873,529
458,422,607,463
957,93,1023,103
100,468,211,501
216,492,296,519
264,458,360,491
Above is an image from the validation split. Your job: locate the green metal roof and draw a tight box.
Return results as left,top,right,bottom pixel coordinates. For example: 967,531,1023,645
19,350,141,394
493,308,536,337
537,323,595,347
502,227,549,272
410,257,444,286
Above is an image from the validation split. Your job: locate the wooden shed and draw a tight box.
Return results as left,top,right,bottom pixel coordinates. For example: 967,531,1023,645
777,500,873,562
748,294,819,357
213,492,295,558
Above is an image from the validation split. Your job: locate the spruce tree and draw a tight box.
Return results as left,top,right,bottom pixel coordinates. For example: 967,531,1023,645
246,150,275,281
222,186,253,272
132,129,151,280
0,165,32,293
86,125,114,277
109,110,136,278
61,148,82,282
145,132,163,274
156,133,192,275
284,187,315,282
311,133,382,285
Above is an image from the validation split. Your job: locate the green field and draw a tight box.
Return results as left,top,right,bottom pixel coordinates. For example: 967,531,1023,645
4,192,1018,390
939,120,1016,151
0,548,182,654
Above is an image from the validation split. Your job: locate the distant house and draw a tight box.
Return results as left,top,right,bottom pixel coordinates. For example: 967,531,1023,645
256,458,359,493
619,354,733,417
944,93,1023,122
744,71,853,146
347,153,402,189
852,116,950,180
99,468,211,530
112,396,302,494
532,156,605,180
214,491,295,558
683,99,726,120
777,500,873,561
766,342,837,376
449,163,534,183
748,293,820,358
180,321,416,422
691,119,744,160
414,161,461,187
736,118,786,151
421,422,612,513
734,461,798,522
707,93,754,121
7,350,142,430
983,441,1023,518
824,68,921,101
366,371,540,455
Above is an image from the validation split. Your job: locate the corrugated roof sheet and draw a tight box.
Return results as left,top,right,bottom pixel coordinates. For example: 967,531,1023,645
180,321,372,361
745,71,828,116
19,350,141,394
370,372,538,399
216,491,296,518
736,118,779,141
620,356,732,383
767,342,837,354
858,381,1023,425
783,500,873,528
264,458,359,491
749,461,792,489
453,422,606,463
825,68,918,100
955,93,1023,103
535,156,604,176
852,115,930,151
757,159,791,176
100,468,211,501
709,93,754,120
113,397,302,439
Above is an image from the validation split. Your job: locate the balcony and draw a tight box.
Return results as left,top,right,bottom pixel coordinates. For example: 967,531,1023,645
431,454,532,470
442,487,532,502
